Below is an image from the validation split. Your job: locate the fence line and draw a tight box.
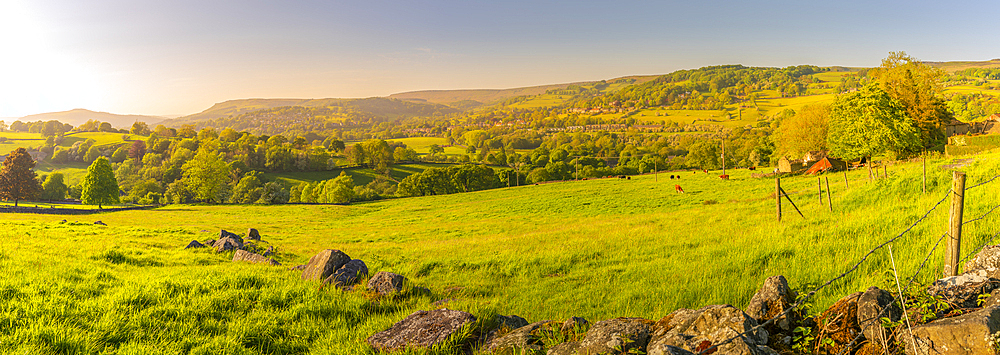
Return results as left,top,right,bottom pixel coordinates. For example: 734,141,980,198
701,172,1000,354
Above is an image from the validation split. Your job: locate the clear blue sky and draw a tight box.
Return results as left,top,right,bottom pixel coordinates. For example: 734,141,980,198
2,0,999,117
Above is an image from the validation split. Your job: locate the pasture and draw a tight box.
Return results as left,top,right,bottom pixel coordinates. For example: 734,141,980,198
3,150,1000,354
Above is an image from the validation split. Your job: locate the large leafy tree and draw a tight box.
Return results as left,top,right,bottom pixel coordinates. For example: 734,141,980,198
40,172,68,201
827,84,921,160
774,104,830,159
181,150,231,203
0,148,42,206
81,156,121,208
869,51,953,148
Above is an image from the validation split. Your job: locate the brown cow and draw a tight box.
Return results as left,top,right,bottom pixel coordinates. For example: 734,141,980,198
675,185,685,193
719,174,730,180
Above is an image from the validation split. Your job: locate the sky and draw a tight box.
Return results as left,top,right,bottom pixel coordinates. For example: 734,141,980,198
1,0,999,118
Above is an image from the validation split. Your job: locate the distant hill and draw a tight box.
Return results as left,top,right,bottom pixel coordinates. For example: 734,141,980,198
168,97,457,126
925,59,1000,73
18,109,165,129
388,75,660,107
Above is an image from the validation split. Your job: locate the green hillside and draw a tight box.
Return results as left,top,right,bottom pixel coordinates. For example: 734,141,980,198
3,149,999,353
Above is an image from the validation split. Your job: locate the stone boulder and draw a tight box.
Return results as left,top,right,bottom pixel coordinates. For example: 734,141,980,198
213,237,243,252
324,259,369,287
289,265,306,271
184,240,205,249
219,229,241,241
647,305,769,355
857,286,901,350
487,321,551,354
745,275,798,335
367,271,407,295
263,246,274,257
232,249,281,266
547,341,581,355
901,306,1000,355
367,309,476,351
576,317,653,355
247,228,261,241
94,221,107,226
964,245,1000,274
204,239,216,248
300,249,351,281
497,315,530,330
928,269,1000,309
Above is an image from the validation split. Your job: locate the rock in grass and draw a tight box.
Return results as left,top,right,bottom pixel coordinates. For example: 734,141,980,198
213,236,242,252
577,317,653,355
857,286,900,350
561,316,589,334
263,246,274,257
289,264,306,271
928,269,1000,309
94,221,107,226
247,228,261,241
964,245,1000,274
900,306,1000,355
203,239,216,247
366,271,407,295
232,249,281,266
496,315,530,330
647,305,768,355
324,259,368,287
300,249,351,281
487,320,551,354
366,309,476,351
219,229,241,242
184,240,205,249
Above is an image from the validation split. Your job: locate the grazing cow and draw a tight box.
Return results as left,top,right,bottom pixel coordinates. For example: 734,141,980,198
669,175,675,179
675,185,685,193
748,166,756,171
627,176,631,180
719,174,730,180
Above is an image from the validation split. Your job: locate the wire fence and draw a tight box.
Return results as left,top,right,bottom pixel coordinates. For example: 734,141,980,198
699,171,1000,355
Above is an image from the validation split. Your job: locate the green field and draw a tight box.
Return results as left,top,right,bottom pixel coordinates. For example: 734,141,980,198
265,163,456,186
0,132,140,152
4,149,1000,353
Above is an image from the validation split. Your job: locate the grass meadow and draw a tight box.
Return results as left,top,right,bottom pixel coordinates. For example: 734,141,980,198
3,150,1000,354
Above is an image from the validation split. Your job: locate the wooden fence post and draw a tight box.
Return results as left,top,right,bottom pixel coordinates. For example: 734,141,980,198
844,169,849,189
944,171,967,277
776,177,782,222
818,177,823,205
826,176,833,212
923,154,927,194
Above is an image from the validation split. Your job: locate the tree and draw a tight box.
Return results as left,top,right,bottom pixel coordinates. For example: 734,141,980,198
181,150,231,203
326,172,354,204
130,121,151,136
40,173,68,201
0,148,42,206
230,171,264,204
774,104,830,159
870,51,953,148
84,145,102,163
827,84,921,160
99,122,115,132
81,156,120,208
129,140,146,160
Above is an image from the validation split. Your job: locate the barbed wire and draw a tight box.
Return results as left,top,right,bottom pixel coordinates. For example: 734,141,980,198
960,227,1000,265
962,203,1000,227
699,189,953,355
838,231,949,355
965,173,1000,191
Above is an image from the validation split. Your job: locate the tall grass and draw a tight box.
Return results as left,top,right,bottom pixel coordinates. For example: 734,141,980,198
2,152,999,353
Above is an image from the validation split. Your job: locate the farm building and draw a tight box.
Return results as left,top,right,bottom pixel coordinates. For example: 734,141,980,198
946,119,974,136
802,150,828,164
980,114,1000,135
777,157,805,173
804,157,847,175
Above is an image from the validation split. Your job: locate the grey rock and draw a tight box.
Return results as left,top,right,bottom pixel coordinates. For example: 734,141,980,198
232,249,280,266
184,240,205,249
487,321,550,354
928,269,1000,309
289,264,306,271
547,341,581,355
203,239,216,247
324,259,368,287
857,286,901,350
901,306,1000,355
964,245,1000,274
263,246,274,257
496,315,530,331
219,229,241,241
367,271,407,295
745,275,798,334
300,249,351,281
366,309,476,351
94,221,106,226
576,317,652,355
242,242,256,251
247,228,261,241
645,344,694,355
213,236,242,252
647,305,768,355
